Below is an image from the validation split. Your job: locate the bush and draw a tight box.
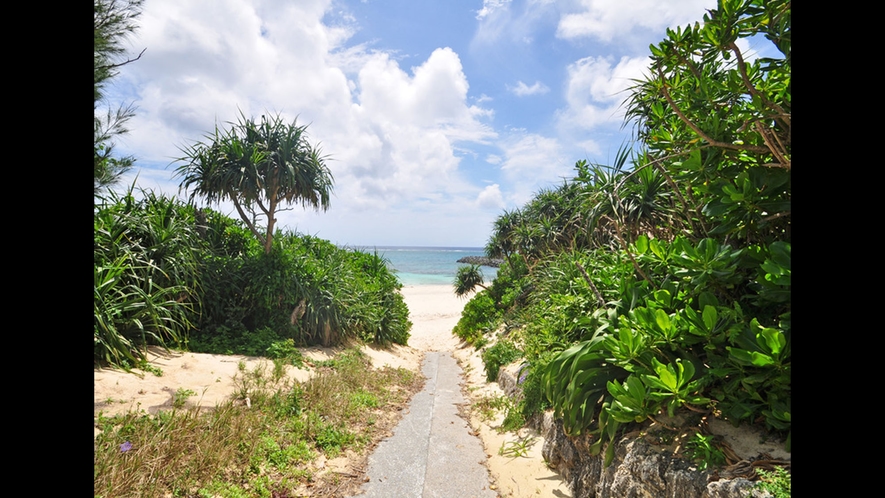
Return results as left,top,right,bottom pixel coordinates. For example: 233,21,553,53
453,291,499,345
481,340,523,382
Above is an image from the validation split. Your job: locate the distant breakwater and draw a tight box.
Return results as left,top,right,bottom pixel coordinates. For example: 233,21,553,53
456,256,503,268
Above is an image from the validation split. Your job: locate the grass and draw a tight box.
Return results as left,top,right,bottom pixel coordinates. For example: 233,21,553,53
172,388,196,408
684,432,726,470
498,435,537,458
94,347,422,497
471,394,525,433
473,394,511,422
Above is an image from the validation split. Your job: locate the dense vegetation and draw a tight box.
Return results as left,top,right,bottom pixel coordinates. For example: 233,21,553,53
95,188,411,368
455,0,790,463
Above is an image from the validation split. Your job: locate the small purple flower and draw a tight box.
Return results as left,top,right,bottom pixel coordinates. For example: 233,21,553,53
517,362,530,384
120,441,133,453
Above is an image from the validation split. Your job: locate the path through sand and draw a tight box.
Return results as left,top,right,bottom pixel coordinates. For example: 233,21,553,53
397,285,571,498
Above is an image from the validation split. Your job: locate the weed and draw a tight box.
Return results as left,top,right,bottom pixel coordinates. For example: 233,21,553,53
684,432,726,470
349,390,379,409
498,435,537,458
315,424,355,456
474,395,510,422
755,466,791,497
173,388,196,408
137,361,164,377
500,405,525,432
266,339,305,368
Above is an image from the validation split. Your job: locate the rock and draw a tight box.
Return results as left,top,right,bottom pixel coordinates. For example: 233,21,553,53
456,256,503,268
534,412,779,498
495,362,782,498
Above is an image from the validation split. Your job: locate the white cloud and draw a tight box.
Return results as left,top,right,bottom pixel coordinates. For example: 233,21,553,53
476,184,505,210
497,133,571,205
556,0,715,42
556,55,649,130
510,80,550,96
476,0,513,20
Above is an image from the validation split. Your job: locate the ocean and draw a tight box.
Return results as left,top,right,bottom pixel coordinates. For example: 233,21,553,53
357,246,499,287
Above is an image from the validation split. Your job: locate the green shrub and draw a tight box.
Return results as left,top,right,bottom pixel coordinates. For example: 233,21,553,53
453,291,499,345
481,340,523,382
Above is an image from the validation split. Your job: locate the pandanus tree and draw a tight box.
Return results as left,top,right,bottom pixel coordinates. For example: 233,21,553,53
177,113,334,254
453,264,490,298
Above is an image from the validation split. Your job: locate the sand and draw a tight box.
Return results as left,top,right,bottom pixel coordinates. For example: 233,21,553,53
93,284,570,496
398,285,571,497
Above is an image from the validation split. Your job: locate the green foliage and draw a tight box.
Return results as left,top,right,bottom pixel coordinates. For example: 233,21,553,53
684,432,726,470
266,339,305,368
516,358,552,421
460,1,791,460
481,340,523,382
755,466,791,498
173,388,197,408
95,187,411,366
94,187,199,367
453,264,487,297
189,231,410,351
314,424,356,456
453,290,500,345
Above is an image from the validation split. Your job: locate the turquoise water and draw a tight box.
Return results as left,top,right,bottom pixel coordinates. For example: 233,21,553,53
356,246,498,286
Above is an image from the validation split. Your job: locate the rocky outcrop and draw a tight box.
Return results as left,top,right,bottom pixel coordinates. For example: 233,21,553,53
456,256,503,268
495,363,783,498
539,415,770,498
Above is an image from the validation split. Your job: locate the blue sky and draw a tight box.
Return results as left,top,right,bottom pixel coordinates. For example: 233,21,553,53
108,0,722,247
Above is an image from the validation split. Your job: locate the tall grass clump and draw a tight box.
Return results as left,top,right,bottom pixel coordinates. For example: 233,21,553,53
94,187,200,367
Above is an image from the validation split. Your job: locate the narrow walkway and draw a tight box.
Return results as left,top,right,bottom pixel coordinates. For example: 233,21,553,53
359,351,497,498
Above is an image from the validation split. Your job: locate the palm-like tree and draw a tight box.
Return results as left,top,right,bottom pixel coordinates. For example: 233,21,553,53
177,112,334,254
453,264,488,298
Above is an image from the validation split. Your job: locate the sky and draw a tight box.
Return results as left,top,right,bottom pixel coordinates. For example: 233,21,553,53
106,0,722,248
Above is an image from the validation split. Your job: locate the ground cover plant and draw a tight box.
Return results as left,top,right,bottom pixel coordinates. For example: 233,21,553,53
94,348,422,497
455,0,790,471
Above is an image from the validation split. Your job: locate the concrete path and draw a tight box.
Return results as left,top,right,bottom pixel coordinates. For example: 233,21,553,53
359,351,497,498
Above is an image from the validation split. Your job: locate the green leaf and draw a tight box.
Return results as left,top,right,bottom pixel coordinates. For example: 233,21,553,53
702,305,718,331
634,235,649,254
759,327,786,355
649,238,668,260
728,347,775,367
654,309,671,333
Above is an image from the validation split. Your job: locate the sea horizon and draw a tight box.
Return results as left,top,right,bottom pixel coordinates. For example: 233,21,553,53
344,245,497,287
